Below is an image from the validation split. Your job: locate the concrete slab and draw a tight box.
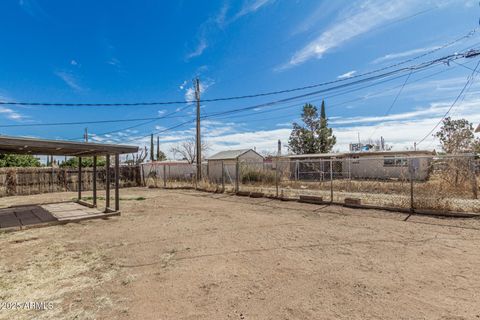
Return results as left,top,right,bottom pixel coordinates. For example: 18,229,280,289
0,202,119,231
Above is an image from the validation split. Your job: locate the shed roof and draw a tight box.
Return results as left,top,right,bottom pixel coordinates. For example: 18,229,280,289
208,149,263,160
0,135,138,156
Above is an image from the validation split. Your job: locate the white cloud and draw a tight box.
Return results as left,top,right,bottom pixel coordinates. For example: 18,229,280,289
70,60,78,66
337,70,356,79
186,37,208,59
186,0,273,59
233,0,274,20
183,79,214,103
279,0,417,70
55,70,84,92
0,107,25,121
179,80,187,90
372,45,442,64
291,2,344,36
158,110,166,116
0,94,27,121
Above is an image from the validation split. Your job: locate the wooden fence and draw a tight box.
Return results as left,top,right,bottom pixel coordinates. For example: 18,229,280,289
0,165,141,197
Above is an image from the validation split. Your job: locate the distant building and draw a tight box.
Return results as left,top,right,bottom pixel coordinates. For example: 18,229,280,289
141,160,195,181
281,150,435,181
207,149,264,181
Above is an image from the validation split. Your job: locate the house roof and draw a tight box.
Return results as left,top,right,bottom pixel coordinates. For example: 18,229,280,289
207,149,263,160
284,152,343,159
282,149,435,159
0,135,138,156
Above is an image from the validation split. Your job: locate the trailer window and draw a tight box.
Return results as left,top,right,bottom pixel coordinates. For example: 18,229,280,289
384,156,408,167
383,157,395,166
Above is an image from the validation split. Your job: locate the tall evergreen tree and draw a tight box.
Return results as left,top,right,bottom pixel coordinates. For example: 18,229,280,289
288,100,336,154
318,100,336,153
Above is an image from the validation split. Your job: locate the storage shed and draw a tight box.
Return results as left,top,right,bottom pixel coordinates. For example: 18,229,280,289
207,149,264,182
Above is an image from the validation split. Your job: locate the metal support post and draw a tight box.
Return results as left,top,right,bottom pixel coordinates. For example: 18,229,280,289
114,154,120,211
105,154,110,210
78,156,82,201
93,155,97,207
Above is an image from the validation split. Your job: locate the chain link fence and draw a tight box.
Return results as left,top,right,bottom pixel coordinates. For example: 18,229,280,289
141,154,480,214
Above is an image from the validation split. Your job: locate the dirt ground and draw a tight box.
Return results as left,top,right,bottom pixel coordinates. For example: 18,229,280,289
1,187,480,320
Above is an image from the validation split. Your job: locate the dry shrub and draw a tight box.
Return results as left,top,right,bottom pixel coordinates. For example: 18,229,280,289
241,168,275,184
5,169,17,196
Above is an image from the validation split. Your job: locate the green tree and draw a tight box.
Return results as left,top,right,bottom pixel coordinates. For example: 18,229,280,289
0,154,41,167
60,156,106,168
288,101,336,154
435,117,480,154
157,149,167,161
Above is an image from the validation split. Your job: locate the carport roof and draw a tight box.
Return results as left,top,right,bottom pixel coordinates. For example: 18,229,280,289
0,135,138,156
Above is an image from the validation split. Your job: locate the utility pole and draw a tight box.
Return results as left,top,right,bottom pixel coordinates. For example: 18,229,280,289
150,134,154,162
84,128,88,142
156,135,160,160
195,77,202,179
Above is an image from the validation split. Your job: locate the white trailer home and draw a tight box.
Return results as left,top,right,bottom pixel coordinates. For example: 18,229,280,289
283,150,435,181
207,149,264,182
343,150,435,180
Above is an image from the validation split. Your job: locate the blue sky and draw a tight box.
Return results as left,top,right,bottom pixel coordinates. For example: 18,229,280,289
0,0,479,157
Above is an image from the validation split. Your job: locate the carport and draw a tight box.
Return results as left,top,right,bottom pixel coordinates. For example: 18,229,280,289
0,136,138,230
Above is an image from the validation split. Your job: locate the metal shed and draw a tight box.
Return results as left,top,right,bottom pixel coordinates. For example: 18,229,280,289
207,149,264,181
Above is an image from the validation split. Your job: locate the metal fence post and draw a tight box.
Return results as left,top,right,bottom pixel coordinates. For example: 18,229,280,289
221,160,225,192
168,164,171,188
329,159,333,202
409,158,414,213
470,157,478,199
163,164,166,188
275,159,279,198
235,159,240,193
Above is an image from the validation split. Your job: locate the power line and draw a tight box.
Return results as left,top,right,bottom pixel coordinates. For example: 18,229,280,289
89,57,471,143
66,104,192,141
0,30,476,108
416,59,480,145
367,70,413,140
60,49,480,143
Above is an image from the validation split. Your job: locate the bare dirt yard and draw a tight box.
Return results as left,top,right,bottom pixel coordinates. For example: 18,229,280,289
1,187,480,320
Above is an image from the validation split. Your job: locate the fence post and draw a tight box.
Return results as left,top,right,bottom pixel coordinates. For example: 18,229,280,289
235,159,240,193
329,159,333,202
409,158,414,213
470,157,478,199
140,164,145,187
275,159,279,198
163,164,166,188
168,164,171,188
221,160,225,192
295,160,299,181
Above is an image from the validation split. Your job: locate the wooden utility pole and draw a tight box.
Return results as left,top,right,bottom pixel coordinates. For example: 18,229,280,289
195,77,202,179
156,135,160,160
150,134,154,162
84,128,88,143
